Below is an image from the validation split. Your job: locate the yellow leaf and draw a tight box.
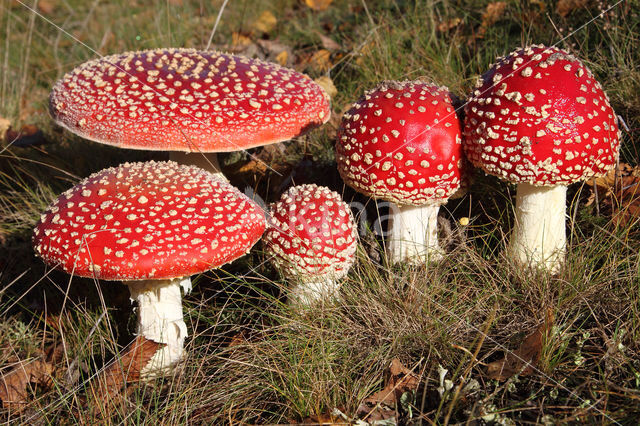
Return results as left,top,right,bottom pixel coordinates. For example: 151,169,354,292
305,0,332,12
314,76,337,99
310,49,332,72
275,50,289,66
232,32,252,49
252,10,277,34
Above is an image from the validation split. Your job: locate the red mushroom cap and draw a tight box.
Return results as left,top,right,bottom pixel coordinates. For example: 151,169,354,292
32,161,266,280
263,184,357,281
336,80,464,206
49,48,330,152
463,45,620,185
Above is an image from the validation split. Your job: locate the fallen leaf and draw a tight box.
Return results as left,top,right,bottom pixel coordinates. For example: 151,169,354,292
316,31,341,51
256,40,295,66
437,17,462,33
0,343,63,412
275,51,288,66
486,309,553,381
556,0,588,17
586,163,640,226
482,2,507,27
302,412,344,424
356,359,420,423
252,10,277,34
37,0,55,14
90,336,161,399
232,32,253,49
305,0,332,12
314,76,337,99
471,2,507,42
310,49,332,72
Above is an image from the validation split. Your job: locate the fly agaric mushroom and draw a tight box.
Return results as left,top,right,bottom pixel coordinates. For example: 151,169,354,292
32,161,266,375
49,48,330,178
263,184,358,305
463,45,620,272
336,80,465,263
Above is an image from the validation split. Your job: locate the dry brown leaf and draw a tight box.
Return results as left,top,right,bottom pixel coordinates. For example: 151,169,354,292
471,2,507,41
316,31,341,51
482,2,507,27
0,361,54,411
252,10,277,34
0,343,63,412
37,0,55,14
556,0,588,17
486,309,553,381
356,359,420,422
437,17,462,33
585,163,640,226
310,49,332,72
305,0,332,12
90,336,161,399
302,412,345,424
314,76,337,99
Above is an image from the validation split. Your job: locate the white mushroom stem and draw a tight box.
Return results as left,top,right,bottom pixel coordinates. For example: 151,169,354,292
169,152,226,180
507,183,567,273
387,202,442,264
288,278,340,307
126,277,192,377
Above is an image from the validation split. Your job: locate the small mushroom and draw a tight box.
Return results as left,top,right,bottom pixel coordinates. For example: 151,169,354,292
49,48,331,179
463,45,621,272
32,161,266,376
263,184,358,306
336,80,465,264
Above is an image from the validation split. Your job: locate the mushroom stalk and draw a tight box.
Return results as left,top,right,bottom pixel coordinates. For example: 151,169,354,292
507,183,566,272
387,203,442,264
288,278,339,307
169,152,225,180
126,277,192,377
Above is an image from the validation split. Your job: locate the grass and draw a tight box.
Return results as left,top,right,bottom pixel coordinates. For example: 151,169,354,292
2,0,640,423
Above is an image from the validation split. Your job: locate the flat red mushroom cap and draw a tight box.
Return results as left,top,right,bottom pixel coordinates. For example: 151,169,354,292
49,48,330,152
336,80,464,206
32,161,266,280
264,184,357,281
463,45,620,185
